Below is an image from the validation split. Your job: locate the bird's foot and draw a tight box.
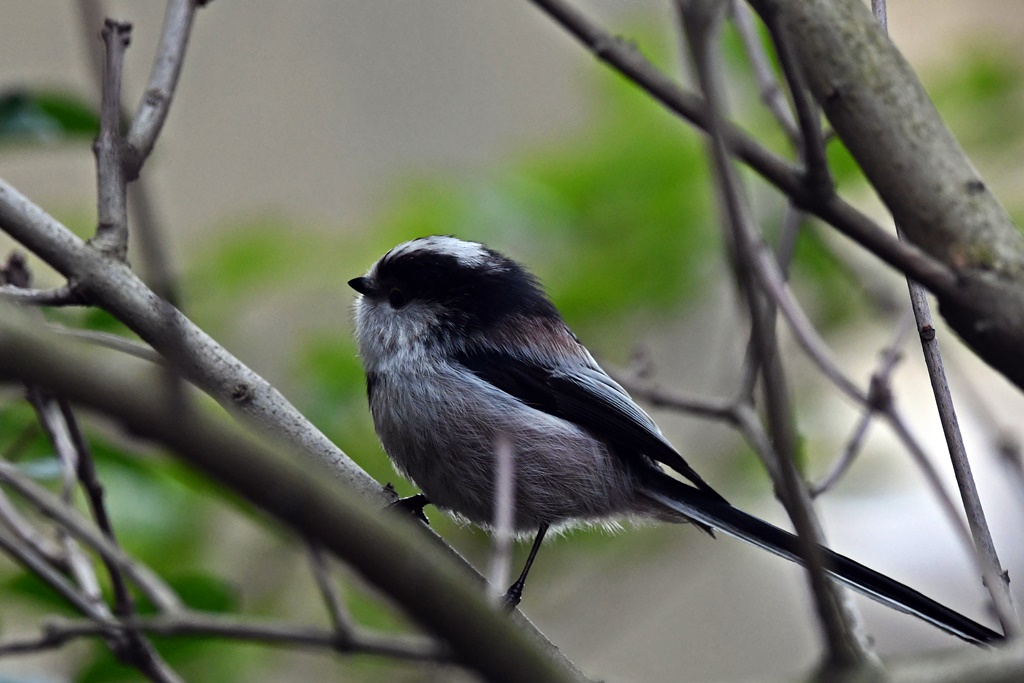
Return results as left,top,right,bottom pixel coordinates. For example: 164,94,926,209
502,580,525,611
388,493,430,525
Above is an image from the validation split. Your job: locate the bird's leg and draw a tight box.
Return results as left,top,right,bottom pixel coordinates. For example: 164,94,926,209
503,523,549,609
388,493,431,525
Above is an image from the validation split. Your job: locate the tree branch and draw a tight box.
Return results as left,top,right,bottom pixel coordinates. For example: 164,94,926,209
92,19,132,259
676,0,873,666
0,283,85,306
0,179,383,500
525,0,958,297
745,0,1024,392
0,307,589,683
730,0,798,143
0,613,444,663
78,0,190,310
124,0,199,175
0,460,183,613
867,0,1019,638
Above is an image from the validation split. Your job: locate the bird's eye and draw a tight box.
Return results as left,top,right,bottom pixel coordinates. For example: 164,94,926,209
388,288,408,308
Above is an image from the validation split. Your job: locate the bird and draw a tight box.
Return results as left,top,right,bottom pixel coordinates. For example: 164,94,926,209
348,234,1002,645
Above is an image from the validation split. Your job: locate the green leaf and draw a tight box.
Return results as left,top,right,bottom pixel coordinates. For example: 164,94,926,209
0,89,99,145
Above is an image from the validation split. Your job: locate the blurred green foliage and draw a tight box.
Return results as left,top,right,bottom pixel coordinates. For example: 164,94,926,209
1,14,1023,683
0,89,99,146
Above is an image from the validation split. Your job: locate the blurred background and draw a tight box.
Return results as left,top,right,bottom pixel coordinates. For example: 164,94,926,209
2,1,1024,681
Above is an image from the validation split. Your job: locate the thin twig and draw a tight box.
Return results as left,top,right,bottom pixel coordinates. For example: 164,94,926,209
0,460,184,613
60,398,143,620
750,241,866,403
763,12,832,197
46,325,164,364
92,19,132,258
488,434,516,603
124,0,199,174
811,314,912,496
872,0,1019,639
676,0,871,665
0,284,85,306
307,542,355,638
730,0,799,143
0,612,447,663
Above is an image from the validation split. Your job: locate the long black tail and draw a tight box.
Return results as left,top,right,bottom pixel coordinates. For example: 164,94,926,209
645,474,1003,645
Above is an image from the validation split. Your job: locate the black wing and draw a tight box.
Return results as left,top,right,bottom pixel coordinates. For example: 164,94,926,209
454,347,727,504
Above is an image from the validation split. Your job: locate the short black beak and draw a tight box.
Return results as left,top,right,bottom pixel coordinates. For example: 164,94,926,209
348,276,371,295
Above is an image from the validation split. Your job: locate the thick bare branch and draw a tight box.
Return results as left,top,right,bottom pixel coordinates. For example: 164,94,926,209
525,0,957,296
0,308,588,683
0,179,383,500
746,0,1024,392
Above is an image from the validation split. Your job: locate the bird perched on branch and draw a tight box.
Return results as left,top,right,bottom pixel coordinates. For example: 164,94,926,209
349,235,1001,645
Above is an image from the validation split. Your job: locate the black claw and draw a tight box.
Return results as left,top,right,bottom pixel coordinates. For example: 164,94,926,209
502,581,524,611
388,493,431,525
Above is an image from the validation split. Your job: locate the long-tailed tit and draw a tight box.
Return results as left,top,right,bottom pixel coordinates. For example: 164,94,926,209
349,235,1000,644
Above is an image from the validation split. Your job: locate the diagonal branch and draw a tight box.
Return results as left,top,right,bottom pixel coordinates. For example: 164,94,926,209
869,0,1019,639
525,0,957,297
745,0,1024,393
730,0,798,143
0,178,383,500
0,308,588,683
124,0,200,176
676,0,872,666
0,460,183,613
